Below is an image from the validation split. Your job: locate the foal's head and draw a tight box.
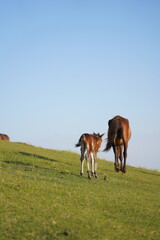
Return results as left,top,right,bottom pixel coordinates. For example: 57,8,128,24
92,133,105,152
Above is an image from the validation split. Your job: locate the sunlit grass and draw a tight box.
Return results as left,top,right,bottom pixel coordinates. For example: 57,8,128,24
0,141,160,240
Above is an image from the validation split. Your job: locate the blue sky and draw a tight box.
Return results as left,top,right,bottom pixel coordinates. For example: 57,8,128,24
1,0,160,170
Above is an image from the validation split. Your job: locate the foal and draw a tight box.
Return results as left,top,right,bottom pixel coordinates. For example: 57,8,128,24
75,133,104,179
104,115,131,173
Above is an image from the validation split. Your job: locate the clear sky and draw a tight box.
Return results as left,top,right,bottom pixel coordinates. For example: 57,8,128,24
1,0,160,170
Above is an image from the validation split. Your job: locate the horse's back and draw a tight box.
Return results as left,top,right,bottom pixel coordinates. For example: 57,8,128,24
118,116,131,142
80,133,103,152
109,115,131,142
0,134,10,141
83,134,95,148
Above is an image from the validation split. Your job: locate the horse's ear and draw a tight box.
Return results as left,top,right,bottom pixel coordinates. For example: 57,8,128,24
101,133,105,138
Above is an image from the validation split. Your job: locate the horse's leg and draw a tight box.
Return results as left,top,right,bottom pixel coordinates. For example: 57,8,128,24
80,144,85,176
119,146,123,172
93,152,98,178
86,152,91,179
90,152,94,176
122,142,128,173
114,146,119,172
113,145,116,171
80,156,85,176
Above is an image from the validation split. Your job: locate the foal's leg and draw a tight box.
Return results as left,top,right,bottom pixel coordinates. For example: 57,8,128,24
93,152,98,178
90,152,94,176
86,152,91,179
80,144,85,176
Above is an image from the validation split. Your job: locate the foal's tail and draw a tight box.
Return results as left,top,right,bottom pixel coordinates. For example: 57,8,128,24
75,134,84,148
104,118,120,151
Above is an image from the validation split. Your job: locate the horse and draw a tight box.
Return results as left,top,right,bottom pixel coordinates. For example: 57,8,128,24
0,133,10,141
75,133,104,179
104,115,131,173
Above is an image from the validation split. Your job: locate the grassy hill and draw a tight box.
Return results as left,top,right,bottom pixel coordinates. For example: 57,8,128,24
0,141,160,240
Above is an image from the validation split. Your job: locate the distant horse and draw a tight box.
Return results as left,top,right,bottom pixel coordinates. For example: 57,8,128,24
0,133,10,141
104,115,131,173
75,133,104,179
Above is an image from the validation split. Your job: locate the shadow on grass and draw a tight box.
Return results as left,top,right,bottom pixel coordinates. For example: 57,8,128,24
4,160,82,182
18,152,58,162
4,160,33,167
4,160,55,172
4,160,94,182
131,168,160,176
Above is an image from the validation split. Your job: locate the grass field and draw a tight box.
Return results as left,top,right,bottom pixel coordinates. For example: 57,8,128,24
0,141,160,240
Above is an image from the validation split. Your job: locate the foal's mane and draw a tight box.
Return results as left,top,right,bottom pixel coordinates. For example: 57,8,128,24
92,132,100,137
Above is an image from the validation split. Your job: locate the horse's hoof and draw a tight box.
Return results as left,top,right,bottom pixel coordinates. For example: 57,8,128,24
80,172,83,176
88,175,91,179
94,171,97,176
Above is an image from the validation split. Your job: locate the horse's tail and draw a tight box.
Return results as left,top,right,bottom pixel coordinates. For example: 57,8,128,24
75,134,85,148
104,118,120,151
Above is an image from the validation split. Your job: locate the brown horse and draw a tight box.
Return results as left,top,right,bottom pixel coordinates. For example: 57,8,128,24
0,133,10,141
104,115,131,173
75,133,104,179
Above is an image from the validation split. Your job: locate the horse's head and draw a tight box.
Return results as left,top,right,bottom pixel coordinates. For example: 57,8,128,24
93,133,105,151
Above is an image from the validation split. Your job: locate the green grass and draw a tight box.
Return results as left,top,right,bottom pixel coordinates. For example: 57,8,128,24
0,141,160,240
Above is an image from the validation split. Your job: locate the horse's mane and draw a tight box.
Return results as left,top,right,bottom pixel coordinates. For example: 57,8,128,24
92,132,100,137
